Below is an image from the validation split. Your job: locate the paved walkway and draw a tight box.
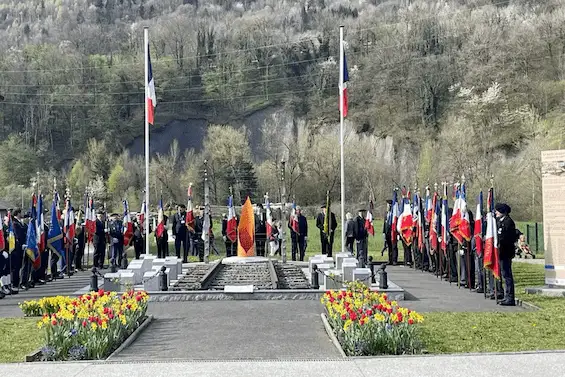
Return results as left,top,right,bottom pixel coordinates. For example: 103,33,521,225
113,301,340,361
387,265,524,312
2,352,565,376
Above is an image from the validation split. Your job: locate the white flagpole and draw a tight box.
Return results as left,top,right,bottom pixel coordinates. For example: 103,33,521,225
144,27,150,255
339,25,345,254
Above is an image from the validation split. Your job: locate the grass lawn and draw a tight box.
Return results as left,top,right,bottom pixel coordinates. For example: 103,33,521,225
420,263,565,353
0,318,43,363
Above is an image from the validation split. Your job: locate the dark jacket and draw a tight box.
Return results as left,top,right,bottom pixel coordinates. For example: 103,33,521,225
289,214,308,238
497,215,517,259
109,219,124,244
94,219,106,245
353,215,368,240
13,217,27,251
255,213,267,240
172,212,187,238
316,211,337,238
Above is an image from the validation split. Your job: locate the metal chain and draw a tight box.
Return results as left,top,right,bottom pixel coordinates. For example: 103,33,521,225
312,265,376,285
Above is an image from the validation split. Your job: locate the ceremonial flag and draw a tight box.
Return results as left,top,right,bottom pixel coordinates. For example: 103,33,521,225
290,200,299,235
47,198,65,266
7,212,15,253
26,194,40,270
365,200,374,236
123,200,133,246
237,197,255,257
201,206,210,242
155,196,165,238
0,215,5,251
430,193,439,252
339,42,349,117
474,191,484,256
147,44,156,125
483,187,500,279
86,197,96,241
265,197,273,240
397,195,414,246
390,190,399,246
226,195,237,243
54,191,61,221
36,194,45,253
63,198,75,249
440,191,449,254
459,182,472,242
425,186,433,224
186,184,195,232
138,201,145,233
414,194,424,251
323,191,331,236
449,186,463,244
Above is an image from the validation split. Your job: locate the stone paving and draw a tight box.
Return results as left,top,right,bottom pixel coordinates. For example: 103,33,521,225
112,300,340,361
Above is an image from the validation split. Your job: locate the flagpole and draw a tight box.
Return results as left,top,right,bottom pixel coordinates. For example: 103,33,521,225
144,27,150,256
339,25,345,254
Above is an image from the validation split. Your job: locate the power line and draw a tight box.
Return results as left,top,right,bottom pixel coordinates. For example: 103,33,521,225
0,0,519,75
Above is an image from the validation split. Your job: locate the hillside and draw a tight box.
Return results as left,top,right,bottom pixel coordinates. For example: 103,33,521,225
0,0,564,219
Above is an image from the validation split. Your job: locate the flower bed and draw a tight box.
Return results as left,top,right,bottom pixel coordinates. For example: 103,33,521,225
28,289,149,361
20,296,75,317
321,281,424,356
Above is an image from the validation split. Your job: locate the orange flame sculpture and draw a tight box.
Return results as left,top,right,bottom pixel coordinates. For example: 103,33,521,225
237,197,255,257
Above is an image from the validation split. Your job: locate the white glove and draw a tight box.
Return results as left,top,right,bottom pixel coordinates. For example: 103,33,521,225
112,238,119,244
459,249,465,256
304,236,308,241
2,251,7,259
222,236,227,242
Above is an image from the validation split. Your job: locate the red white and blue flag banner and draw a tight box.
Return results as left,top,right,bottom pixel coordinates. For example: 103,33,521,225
226,195,237,243
123,200,133,246
365,200,374,236
425,186,433,224
474,191,484,256
430,192,439,252
265,196,273,240
398,192,414,246
26,193,40,269
484,187,500,279
186,184,195,232
459,182,471,242
339,43,349,117
290,201,300,235
63,198,75,248
147,44,156,125
156,197,165,238
440,186,449,254
138,201,145,233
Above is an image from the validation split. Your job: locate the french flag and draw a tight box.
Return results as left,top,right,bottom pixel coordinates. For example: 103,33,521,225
474,191,484,256
340,47,349,117
440,195,448,254
265,198,273,240
138,201,145,233
156,197,165,238
147,44,156,125
430,193,439,252
63,198,75,248
425,186,433,224
36,194,45,253
186,184,195,232
483,187,500,278
459,182,471,242
290,201,300,235
397,196,414,246
390,191,399,246
123,200,133,246
364,200,374,236
226,195,237,243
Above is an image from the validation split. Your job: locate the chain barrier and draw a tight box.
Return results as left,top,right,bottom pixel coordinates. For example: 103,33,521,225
312,265,376,286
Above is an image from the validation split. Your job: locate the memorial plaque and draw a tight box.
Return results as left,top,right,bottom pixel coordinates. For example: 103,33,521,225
541,149,565,287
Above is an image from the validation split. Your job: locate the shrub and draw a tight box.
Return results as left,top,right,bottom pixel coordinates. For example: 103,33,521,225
321,281,424,356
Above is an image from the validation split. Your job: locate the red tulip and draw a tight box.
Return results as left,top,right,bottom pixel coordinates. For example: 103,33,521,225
341,314,347,320
350,312,357,321
82,321,87,327
408,318,414,325
366,309,373,316
51,320,57,325
329,297,335,303
382,294,388,300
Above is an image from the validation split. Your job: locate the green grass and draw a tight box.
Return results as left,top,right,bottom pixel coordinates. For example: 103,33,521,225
0,318,43,363
420,263,565,353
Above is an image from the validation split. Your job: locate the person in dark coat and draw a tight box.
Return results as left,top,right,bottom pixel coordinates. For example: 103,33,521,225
93,212,107,268
130,218,144,260
74,217,85,271
11,209,27,292
495,203,517,306
0,219,9,297
289,206,308,261
32,222,50,283
255,204,267,257
108,213,124,268
316,204,337,257
155,214,169,259
193,209,204,262
172,204,189,263
383,200,397,265
353,209,369,267
459,209,475,288
221,214,238,257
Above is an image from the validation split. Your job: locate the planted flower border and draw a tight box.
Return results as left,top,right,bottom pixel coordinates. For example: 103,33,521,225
21,289,149,361
321,281,424,356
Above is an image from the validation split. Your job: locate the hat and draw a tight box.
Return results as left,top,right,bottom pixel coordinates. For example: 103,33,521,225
97,211,104,215
295,205,301,210
495,203,511,215
110,213,119,217
320,204,326,208
358,209,367,213
386,199,393,205
179,204,186,209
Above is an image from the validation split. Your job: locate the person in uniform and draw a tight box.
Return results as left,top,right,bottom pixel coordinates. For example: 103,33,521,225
383,200,397,265
221,213,238,257
11,209,27,292
130,218,144,260
289,206,308,261
495,203,516,306
459,209,475,288
93,211,107,268
173,204,189,263
155,212,169,259
108,213,124,269
255,204,267,257
74,217,85,271
316,204,337,257
353,209,369,268
192,207,204,262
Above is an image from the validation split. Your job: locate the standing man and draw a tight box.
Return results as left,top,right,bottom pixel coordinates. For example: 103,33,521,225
383,200,397,265
155,212,169,259
316,204,337,257
108,213,124,269
353,209,369,267
74,216,85,271
93,211,107,268
221,213,238,257
11,209,27,293
193,207,204,262
173,204,189,263
495,203,516,306
290,206,308,261
255,204,267,257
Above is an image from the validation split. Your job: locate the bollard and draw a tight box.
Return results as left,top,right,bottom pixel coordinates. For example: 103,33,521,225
121,255,128,270
90,267,99,292
368,256,376,284
159,265,168,291
311,264,319,289
377,264,388,289
110,263,118,274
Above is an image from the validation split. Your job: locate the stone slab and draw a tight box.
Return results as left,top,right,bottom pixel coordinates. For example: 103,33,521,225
126,264,146,285
224,285,254,293
353,268,371,283
143,271,159,292
165,260,179,281
324,270,342,290
104,272,121,292
335,252,352,270
153,258,166,268
525,285,565,297
222,256,270,264
342,262,358,283
308,257,325,276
